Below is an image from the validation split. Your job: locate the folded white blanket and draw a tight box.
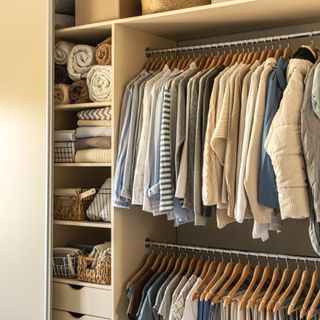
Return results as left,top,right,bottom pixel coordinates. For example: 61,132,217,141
75,149,112,163
54,130,76,142
67,45,96,81
77,120,112,127
86,65,112,102
55,0,75,15
77,106,112,120
55,41,74,65
75,126,111,139
86,178,111,222
55,13,75,29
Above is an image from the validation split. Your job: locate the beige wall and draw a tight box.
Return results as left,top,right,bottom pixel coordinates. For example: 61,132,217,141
0,0,49,319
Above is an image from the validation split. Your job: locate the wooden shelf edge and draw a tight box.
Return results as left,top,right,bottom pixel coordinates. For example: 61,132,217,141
55,101,112,111
54,163,112,167
53,277,112,290
54,220,112,229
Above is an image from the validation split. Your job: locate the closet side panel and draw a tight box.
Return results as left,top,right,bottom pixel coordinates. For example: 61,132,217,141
0,0,49,319
112,24,177,320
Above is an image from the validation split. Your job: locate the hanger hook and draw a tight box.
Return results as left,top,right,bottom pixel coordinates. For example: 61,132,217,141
296,258,299,270
285,257,289,269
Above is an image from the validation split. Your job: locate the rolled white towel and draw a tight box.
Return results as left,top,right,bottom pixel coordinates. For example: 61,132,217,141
86,65,112,102
55,41,74,65
67,45,96,81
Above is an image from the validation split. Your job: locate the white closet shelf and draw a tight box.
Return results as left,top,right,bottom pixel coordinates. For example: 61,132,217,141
55,101,112,111
54,220,112,229
55,0,320,41
53,277,112,290
54,163,112,167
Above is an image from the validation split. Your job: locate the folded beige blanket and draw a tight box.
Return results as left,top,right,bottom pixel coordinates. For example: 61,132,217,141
75,149,112,163
86,65,112,102
96,38,112,65
69,80,90,103
77,120,112,127
75,137,111,150
67,44,96,81
55,84,70,105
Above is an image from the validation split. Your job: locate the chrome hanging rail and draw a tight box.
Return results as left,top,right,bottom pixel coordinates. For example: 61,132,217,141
145,30,320,57
145,238,320,263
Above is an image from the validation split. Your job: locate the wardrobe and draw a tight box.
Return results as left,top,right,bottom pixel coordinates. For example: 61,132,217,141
52,1,320,320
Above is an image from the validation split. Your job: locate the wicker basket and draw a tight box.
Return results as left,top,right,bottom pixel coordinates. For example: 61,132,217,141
77,255,111,285
141,0,210,14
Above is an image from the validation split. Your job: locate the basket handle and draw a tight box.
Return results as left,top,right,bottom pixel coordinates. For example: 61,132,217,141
79,188,96,200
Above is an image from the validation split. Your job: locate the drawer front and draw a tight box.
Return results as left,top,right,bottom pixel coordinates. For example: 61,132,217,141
53,283,112,318
53,310,109,320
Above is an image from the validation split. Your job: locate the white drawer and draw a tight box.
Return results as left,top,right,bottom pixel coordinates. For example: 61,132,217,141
53,282,112,319
53,310,109,320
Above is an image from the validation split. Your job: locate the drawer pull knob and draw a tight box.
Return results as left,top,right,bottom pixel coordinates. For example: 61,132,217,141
69,284,83,290
68,312,84,318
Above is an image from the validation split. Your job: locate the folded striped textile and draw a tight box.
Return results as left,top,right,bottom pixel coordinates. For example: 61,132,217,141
55,41,74,65
69,80,90,103
77,106,112,120
55,65,72,84
67,45,96,81
75,149,112,163
77,120,112,127
96,38,112,65
55,83,70,105
86,65,112,102
75,137,111,150
55,13,75,29
75,126,112,139
54,130,76,142
55,0,75,15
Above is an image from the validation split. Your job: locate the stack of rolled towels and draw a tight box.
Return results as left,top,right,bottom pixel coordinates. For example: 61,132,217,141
74,106,112,163
55,0,75,29
54,38,112,105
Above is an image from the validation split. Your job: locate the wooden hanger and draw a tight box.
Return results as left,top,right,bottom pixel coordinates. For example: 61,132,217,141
198,259,211,280
288,268,309,315
225,264,252,305
126,253,156,290
193,259,205,277
236,50,246,63
223,51,234,67
283,46,293,60
192,260,218,301
170,255,183,276
164,255,177,274
203,55,214,70
307,289,320,320
157,254,171,273
300,270,319,319
266,267,291,312
178,255,190,276
267,45,276,58
259,265,281,312
259,46,269,63
144,58,154,71
250,50,261,64
273,268,301,312
239,264,262,309
230,51,240,66
185,256,198,278
247,265,272,309
274,45,284,59
203,261,227,301
213,262,244,305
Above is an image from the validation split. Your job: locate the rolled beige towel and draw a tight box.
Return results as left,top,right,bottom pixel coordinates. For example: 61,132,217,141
86,66,112,102
67,44,96,81
69,80,90,104
55,84,70,105
96,38,112,65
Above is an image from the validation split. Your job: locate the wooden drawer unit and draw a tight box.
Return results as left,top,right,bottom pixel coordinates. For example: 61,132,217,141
53,310,109,320
53,282,112,319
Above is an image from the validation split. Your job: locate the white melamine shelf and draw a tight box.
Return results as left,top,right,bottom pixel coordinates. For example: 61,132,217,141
55,0,320,42
54,220,112,229
55,101,111,111
53,277,111,290
54,163,112,168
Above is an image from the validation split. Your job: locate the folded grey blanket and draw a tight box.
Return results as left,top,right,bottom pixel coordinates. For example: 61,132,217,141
67,45,96,81
75,137,111,150
77,106,112,120
55,41,74,65
75,126,112,139
55,13,75,29
54,130,76,142
55,0,75,15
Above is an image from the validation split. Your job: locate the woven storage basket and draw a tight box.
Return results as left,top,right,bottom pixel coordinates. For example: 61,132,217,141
77,255,111,285
141,0,210,14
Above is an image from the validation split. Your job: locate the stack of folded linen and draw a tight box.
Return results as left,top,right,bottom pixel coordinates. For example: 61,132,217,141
54,130,76,163
75,107,112,163
55,0,75,29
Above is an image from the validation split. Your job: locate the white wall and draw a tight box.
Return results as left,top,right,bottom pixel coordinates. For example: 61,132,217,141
0,0,49,319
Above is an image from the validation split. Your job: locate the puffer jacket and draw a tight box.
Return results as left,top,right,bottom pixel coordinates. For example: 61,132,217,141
265,57,313,220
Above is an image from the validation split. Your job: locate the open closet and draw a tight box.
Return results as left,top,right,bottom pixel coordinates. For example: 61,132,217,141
51,0,320,319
